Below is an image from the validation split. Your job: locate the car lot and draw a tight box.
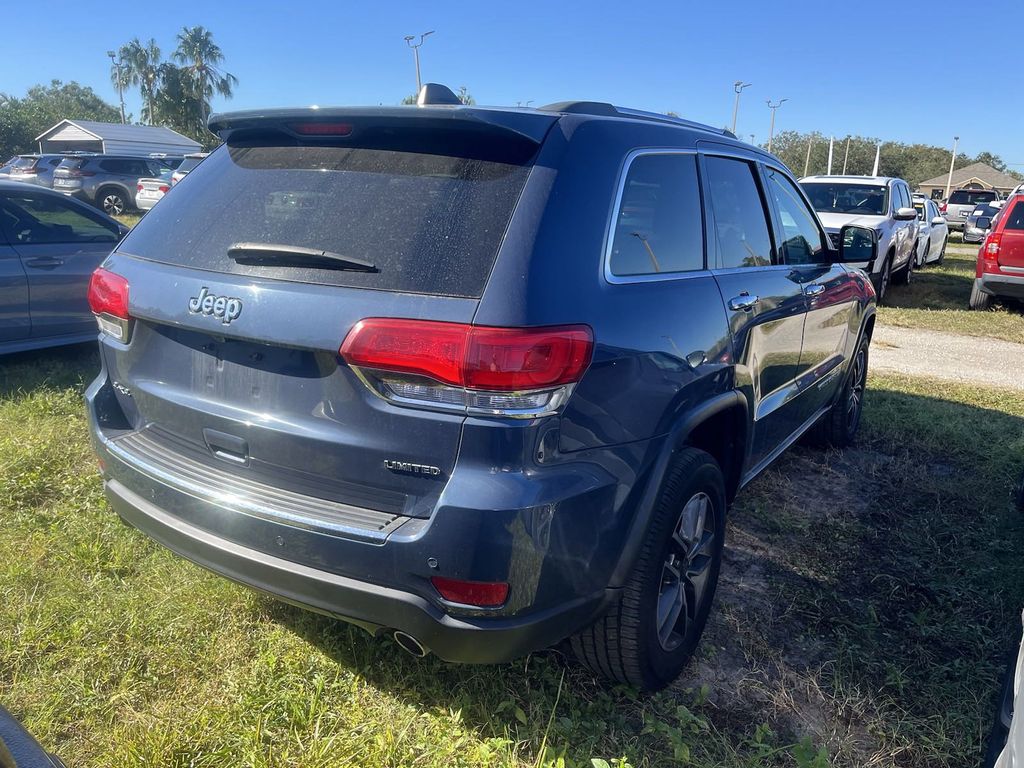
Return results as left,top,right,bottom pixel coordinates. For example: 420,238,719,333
2,218,1023,765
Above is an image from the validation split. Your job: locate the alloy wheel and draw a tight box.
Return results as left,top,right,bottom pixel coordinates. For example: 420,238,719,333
102,194,125,216
657,492,716,652
846,347,866,433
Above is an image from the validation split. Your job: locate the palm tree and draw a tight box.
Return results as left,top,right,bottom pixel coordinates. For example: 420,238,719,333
173,26,237,125
118,38,162,125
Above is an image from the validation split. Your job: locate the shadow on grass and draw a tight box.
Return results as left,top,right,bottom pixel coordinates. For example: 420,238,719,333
0,343,99,398
265,384,1024,767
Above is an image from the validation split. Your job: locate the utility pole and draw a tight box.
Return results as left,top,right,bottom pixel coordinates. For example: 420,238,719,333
766,98,787,153
404,31,435,94
107,50,126,124
730,81,751,134
803,136,813,177
842,136,851,174
944,136,960,200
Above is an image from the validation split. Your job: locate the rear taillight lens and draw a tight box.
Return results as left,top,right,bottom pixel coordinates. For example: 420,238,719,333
939,202,947,213
430,576,509,608
136,183,144,192
340,319,593,417
87,268,132,341
65,168,94,178
158,185,170,193
980,233,1002,275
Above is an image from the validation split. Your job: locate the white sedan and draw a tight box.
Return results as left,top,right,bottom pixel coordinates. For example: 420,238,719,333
913,197,949,267
135,170,173,211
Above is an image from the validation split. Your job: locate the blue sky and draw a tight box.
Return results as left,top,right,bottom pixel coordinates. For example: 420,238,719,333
3,0,1022,165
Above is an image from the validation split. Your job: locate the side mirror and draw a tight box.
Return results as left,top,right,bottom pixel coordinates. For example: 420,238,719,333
894,207,919,221
117,224,130,239
976,217,992,230
836,225,878,265
931,216,945,226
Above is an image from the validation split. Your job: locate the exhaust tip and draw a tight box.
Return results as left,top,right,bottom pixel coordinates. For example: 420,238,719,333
393,630,427,658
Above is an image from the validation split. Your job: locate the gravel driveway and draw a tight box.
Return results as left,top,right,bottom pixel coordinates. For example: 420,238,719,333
871,324,1024,390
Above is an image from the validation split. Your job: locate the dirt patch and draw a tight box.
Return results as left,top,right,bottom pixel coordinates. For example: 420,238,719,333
681,447,893,764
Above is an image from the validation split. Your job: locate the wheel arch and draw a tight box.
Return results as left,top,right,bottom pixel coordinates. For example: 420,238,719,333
607,390,747,589
95,183,132,208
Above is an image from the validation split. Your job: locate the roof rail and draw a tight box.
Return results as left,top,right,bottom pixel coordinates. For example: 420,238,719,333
538,101,736,138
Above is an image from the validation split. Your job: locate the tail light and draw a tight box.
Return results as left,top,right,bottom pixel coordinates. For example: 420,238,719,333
158,185,170,194
87,268,132,342
136,184,144,192
939,202,947,213
14,167,41,175
431,576,509,608
64,168,95,178
340,319,593,418
980,233,1002,275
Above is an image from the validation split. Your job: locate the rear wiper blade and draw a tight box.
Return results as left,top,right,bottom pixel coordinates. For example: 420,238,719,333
227,242,377,272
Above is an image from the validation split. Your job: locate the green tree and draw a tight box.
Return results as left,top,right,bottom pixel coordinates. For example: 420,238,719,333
173,26,238,125
0,80,119,159
148,63,209,146
115,38,163,125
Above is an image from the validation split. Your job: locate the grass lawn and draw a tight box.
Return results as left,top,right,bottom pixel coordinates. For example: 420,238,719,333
113,212,143,229
2,347,1023,767
879,237,1024,344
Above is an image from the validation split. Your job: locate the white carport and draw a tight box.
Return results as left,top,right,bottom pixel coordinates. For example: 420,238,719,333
35,120,201,156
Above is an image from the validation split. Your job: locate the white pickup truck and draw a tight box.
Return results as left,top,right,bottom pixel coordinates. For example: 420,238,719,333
799,175,920,302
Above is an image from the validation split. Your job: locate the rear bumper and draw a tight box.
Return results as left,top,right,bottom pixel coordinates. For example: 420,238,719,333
86,369,641,663
136,195,161,211
103,476,610,663
979,273,1024,300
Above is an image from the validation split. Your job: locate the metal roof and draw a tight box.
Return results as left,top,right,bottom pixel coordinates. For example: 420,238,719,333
35,120,201,152
917,162,1022,190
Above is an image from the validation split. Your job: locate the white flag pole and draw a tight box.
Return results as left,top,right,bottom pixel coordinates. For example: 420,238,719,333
827,136,834,175
871,143,881,176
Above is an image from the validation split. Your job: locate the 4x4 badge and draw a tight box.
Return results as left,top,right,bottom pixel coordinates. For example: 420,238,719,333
188,287,243,325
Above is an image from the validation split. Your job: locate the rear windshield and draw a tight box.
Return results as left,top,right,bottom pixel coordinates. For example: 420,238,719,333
801,182,888,216
13,157,38,169
175,157,203,174
57,158,87,170
949,189,997,205
118,142,532,297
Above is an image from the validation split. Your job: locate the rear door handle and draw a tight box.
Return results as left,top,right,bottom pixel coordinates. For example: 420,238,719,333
804,284,825,297
727,293,760,311
25,257,64,269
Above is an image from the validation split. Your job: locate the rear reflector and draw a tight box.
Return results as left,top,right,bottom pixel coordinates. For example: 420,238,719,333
340,319,592,391
431,576,509,608
290,122,353,136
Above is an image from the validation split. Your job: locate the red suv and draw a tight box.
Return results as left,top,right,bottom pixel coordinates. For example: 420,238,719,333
971,193,1024,310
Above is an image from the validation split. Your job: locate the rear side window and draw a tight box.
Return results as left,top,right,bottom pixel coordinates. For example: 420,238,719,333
1005,203,1024,231
0,192,120,244
119,143,532,298
949,190,997,205
608,153,704,277
704,156,772,269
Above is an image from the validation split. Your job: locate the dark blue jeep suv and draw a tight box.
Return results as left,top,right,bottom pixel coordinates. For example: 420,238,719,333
86,84,877,690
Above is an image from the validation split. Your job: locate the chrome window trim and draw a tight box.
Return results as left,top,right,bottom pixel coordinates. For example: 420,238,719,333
602,148,711,286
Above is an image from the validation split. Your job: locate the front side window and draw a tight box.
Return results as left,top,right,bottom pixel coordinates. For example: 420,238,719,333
0,193,119,244
764,167,826,265
801,182,889,216
704,156,772,269
608,153,704,276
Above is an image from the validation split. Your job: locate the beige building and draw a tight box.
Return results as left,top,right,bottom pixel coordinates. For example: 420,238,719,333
917,162,1022,200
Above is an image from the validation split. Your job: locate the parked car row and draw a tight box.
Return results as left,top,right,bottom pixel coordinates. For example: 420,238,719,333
799,174,944,301
0,151,200,216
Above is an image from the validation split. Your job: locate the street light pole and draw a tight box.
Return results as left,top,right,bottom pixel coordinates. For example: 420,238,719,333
766,98,787,153
944,135,960,200
730,81,751,134
404,31,435,94
107,50,126,124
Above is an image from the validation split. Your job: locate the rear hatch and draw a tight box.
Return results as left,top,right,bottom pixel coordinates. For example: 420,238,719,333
947,189,998,220
100,108,553,521
52,157,89,190
997,200,1024,269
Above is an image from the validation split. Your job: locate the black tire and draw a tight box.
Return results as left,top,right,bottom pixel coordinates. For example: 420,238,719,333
570,448,726,691
970,279,992,311
809,335,868,448
935,236,946,265
98,187,128,217
871,253,892,303
895,249,914,285
917,238,929,268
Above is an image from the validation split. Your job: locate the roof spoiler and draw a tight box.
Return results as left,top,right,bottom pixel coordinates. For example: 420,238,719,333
209,87,558,146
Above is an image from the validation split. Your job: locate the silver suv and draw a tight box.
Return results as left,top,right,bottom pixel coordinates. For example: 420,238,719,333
53,155,174,215
944,188,1001,231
